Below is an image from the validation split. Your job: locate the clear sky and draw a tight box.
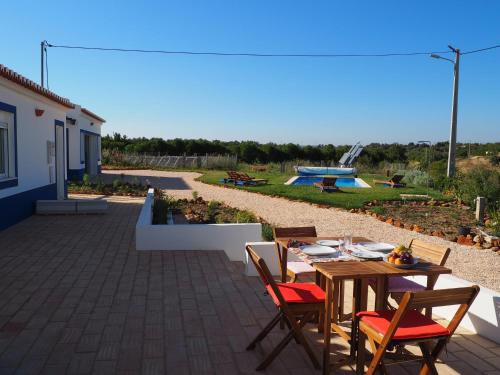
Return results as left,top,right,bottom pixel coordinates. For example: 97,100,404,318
2,1,500,145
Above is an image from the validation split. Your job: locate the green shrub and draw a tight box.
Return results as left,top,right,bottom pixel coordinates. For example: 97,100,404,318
261,223,274,241
453,169,500,208
235,210,257,223
82,174,91,186
192,191,199,200
112,179,121,190
400,170,432,187
369,206,386,216
486,208,500,236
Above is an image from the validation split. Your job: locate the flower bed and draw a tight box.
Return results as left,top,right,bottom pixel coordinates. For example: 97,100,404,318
136,189,264,261
351,199,499,252
68,180,147,197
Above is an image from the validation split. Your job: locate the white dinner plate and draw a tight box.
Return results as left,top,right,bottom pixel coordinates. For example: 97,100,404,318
316,240,341,247
345,245,383,259
356,242,395,253
300,245,338,256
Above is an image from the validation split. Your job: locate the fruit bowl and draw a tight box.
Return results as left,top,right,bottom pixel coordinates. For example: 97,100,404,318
383,255,420,269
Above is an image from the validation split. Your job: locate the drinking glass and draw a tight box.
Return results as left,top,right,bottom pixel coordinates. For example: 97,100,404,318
344,233,352,248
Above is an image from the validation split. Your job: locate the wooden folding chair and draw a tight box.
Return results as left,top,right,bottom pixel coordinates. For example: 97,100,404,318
245,245,324,371
356,286,480,375
273,226,317,283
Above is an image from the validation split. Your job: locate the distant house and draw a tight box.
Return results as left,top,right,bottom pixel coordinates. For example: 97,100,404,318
0,64,74,230
66,105,105,180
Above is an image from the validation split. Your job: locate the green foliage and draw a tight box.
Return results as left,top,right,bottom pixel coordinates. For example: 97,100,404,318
82,174,91,186
453,169,500,208
369,206,386,216
261,223,274,241
235,210,258,223
400,170,432,187
112,179,121,190
102,132,499,167
486,208,500,236
192,191,199,200
490,154,500,166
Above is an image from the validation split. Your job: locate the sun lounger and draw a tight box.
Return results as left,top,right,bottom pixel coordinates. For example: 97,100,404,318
313,177,338,192
236,172,268,185
373,174,406,188
223,171,241,183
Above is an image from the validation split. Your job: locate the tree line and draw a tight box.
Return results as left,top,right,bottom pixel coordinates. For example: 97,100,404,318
102,133,499,167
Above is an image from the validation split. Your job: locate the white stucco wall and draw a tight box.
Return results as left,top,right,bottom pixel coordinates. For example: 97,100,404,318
0,78,68,199
66,105,102,173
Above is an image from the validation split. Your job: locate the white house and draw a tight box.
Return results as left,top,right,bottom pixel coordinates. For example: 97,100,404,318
0,64,74,230
66,105,105,180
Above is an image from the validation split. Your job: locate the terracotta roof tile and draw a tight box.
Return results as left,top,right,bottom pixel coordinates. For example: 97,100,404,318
81,107,105,123
0,64,74,108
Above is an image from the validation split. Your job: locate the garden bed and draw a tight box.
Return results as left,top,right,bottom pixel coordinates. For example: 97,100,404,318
68,180,147,197
136,189,265,260
355,199,499,252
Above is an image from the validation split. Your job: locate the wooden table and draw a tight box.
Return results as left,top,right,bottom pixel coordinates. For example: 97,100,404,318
275,236,452,375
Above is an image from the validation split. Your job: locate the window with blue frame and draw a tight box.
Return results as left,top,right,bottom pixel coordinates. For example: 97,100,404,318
0,103,17,188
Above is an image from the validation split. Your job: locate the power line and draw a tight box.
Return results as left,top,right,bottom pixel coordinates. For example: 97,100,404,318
461,44,500,55
46,42,455,58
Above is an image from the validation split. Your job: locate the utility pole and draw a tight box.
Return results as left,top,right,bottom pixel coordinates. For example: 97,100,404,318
448,46,460,177
430,45,460,177
40,41,45,88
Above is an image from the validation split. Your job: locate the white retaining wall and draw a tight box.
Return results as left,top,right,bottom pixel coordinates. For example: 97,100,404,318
136,189,262,261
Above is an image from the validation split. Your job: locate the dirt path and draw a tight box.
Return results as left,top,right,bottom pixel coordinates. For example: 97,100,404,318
103,169,500,291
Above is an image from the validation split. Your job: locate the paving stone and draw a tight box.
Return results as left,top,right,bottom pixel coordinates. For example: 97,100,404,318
0,197,497,375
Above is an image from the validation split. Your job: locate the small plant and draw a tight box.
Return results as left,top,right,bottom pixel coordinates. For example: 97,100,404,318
369,206,386,216
486,208,500,237
192,191,199,200
261,223,274,241
235,210,257,223
82,173,91,186
112,179,121,190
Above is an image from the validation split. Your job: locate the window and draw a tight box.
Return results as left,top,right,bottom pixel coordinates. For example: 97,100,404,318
0,104,17,189
0,123,8,178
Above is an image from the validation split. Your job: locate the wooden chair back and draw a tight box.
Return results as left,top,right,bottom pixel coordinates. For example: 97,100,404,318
321,177,337,187
408,239,450,266
273,226,317,239
391,175,405,184
273,226,317,269
245,245,289,308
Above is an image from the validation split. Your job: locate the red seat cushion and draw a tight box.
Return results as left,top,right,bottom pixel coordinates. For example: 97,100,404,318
357,310,450,341
266,283,325,306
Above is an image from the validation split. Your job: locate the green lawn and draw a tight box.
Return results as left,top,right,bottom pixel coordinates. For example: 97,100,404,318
197,171,447,209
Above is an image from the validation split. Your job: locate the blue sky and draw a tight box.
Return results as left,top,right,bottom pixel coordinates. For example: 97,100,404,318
3,1,500,145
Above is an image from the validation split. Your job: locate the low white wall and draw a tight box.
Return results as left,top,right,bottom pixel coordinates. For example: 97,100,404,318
406,275,500,344
244,241,302,277
136,189,262,261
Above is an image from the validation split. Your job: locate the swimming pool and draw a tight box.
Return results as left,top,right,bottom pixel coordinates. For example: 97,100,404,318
285,176,371,188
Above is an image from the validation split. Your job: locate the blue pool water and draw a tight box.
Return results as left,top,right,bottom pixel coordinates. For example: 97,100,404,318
291,176,370,188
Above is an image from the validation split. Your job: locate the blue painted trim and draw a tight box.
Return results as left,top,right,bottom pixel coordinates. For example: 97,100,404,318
80,129,100,136
0,183,57,231
0,178,18,189
0,100,18,186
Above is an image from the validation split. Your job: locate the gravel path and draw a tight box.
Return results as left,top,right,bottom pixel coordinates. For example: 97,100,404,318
104,169,500,291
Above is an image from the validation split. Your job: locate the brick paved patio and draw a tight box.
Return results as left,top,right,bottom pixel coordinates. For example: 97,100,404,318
0,196,499,374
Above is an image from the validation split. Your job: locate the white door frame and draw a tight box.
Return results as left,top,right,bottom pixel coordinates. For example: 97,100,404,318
55,121,65,200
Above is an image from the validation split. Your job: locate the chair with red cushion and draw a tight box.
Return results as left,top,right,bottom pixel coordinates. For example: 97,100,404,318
356,286,480,375
245,245,325,371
